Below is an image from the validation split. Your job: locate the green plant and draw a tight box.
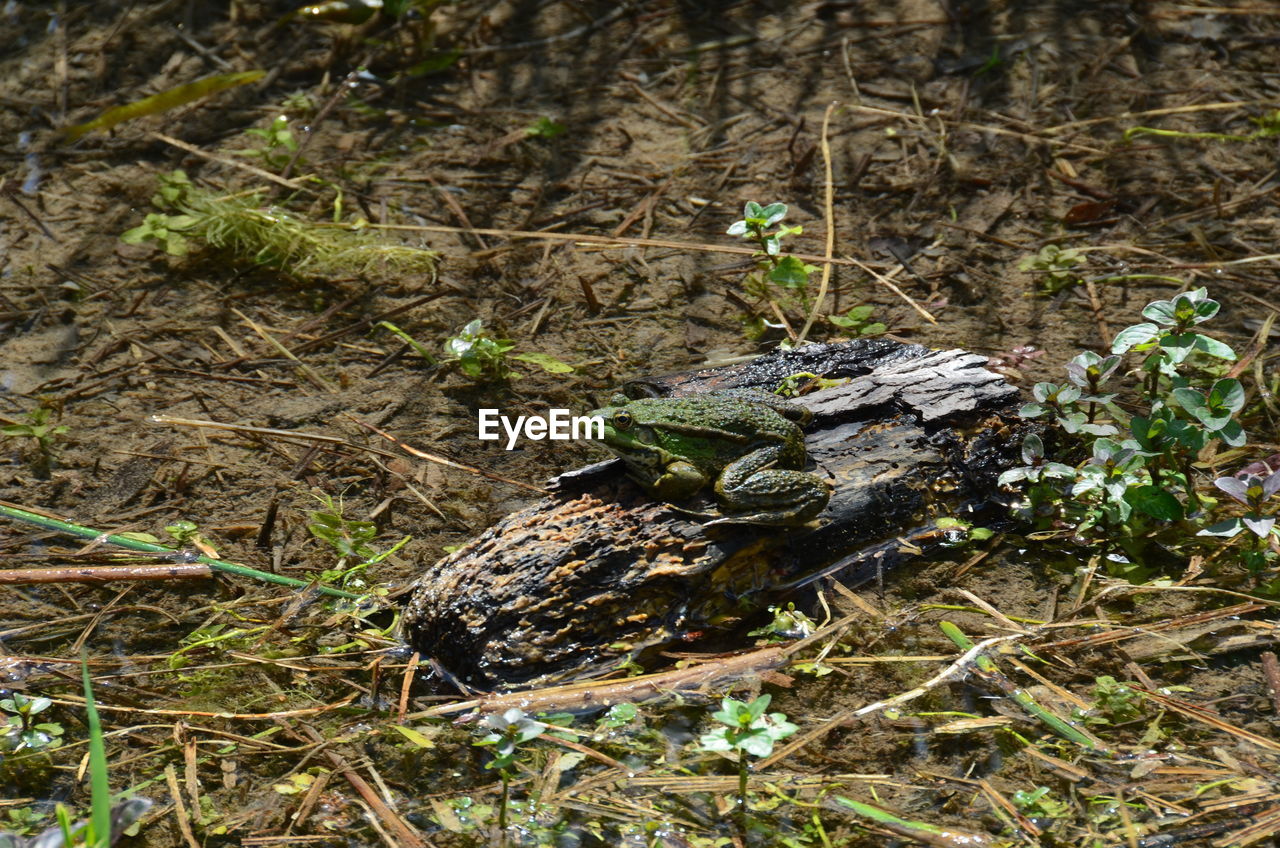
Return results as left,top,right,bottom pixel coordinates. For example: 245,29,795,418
120,170,438,280
1011,787,1070,820
81,655,112,848
1019,244,1085,295
1000,288,1245,548
524,116,566,140
121,171,197,255
2,407,69,477
474,708,547,836
376,321,438,364
774,372,845,398
748,604,818,642
119,212,195,256
236,114,300,170
440,319,573,381
164,520,217,556
308,493,410,591
828,304,886,335
698,695,798,810
1078,676,1144,725
1199,469,1280,576
2,805,50,837
728,202,818,333
1123,108,1280,144
0,694,63,753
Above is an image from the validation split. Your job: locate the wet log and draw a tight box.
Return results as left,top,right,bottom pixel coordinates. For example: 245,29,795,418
403,339,1031,688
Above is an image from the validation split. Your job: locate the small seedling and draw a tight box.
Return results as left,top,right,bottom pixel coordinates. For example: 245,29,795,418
1123,108,1280,144
828,304,886,335
727,201,819,331
164,520,219,558
236,114,300,170
120,211,196,256
0,694,63,753
308,494,410,591
698,694,798,809
2,407,69,478
748,604,818,642
775,371,846,398
1079,676,1144,725
474,708,547,835
1019,244,1085,295
1199,470,1280,577
1011,787,1070,820
525,116,566,140
441,319,573,381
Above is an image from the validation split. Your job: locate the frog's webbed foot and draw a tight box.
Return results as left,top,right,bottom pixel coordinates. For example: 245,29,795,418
703,509,826,528
665,504,722,522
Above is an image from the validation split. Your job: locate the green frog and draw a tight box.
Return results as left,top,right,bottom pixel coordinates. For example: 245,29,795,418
589,389,832,525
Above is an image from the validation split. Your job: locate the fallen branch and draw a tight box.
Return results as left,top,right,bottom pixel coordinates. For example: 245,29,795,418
0,563,212,585
0,501,359,600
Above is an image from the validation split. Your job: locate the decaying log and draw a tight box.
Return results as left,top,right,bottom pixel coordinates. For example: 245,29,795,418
404,339,1031,688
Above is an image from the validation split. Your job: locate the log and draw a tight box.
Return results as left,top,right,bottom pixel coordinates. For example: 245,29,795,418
404,339,1031,688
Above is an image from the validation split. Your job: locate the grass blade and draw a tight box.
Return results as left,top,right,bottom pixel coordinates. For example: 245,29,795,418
82,651,112,847
64,70,266,141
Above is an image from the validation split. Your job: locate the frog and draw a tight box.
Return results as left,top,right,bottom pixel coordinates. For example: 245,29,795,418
588,389,832,525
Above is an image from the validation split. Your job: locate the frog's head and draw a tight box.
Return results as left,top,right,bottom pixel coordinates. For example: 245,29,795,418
591,400,667,471
591,398,711,500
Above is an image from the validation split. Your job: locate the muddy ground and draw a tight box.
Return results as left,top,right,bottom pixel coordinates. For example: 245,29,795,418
2,1,1279,846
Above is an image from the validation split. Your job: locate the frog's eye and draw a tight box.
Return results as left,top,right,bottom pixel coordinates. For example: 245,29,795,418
613,410,633,430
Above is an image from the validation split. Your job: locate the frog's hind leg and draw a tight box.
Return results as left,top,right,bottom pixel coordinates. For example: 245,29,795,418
712,448,832,526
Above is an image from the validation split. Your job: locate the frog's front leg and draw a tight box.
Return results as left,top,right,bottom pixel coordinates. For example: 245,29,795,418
645,459,709,501
712,446,831,526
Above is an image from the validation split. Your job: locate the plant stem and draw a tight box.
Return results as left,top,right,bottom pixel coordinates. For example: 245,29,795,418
498,770,510,844
0,502,359,600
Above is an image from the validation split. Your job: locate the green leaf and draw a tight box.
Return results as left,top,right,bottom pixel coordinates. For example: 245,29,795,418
390,725,436,749
1124,485,1183,520
164,232,190,256
739,733,775,758
1141,298,1178,326
1197,518,1243,537
64,70,266,141
1209,378,1245,413
406,48,463,77
509,352,574,374
769,255,812,287
760,202,788,226
525,117,566,139
120,224,153,245
1171,386,1205,413
1193,333,1236,359
1111,323,1159,353
1214,419,1246,447
83,652,112,848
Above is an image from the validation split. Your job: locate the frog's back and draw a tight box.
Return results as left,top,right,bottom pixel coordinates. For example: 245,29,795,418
641,395,806,470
